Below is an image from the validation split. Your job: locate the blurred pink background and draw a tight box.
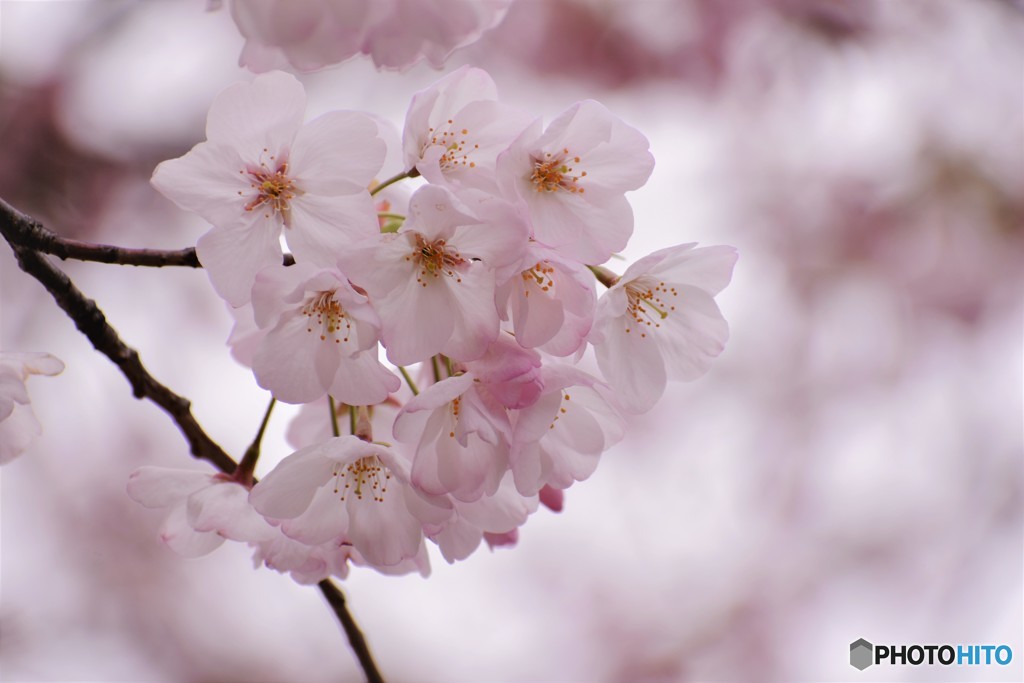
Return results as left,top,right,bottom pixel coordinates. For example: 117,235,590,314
1,1,1021,681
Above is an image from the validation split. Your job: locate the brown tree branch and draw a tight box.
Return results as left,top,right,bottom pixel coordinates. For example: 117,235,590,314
318,580,386,683
0,197,294,267
0,196,385,683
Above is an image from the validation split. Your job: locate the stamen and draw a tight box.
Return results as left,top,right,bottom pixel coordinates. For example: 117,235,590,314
331,456,392,503
404,234,466,287
624,279,679,339
521,261,556,298
302,290,352,344
424,125,479,171
530,148,586,195
239,153,300,225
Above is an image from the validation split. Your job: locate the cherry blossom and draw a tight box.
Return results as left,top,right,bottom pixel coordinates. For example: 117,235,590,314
249,436,450,568
497,100,655,264
425,474,537,563
495,241,596,356
250,262,399,405
393,373,511,503
226,0,512,73
126,466,276,557
151,71,384,306
403,66,532,194
342,185,527,366
509,365,624,496
0,352,64,464
590,243,738,413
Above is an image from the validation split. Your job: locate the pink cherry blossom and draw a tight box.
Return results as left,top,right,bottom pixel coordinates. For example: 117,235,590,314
495,241,596,356
0,352,64,464
393,373,511,502
403,66,532,194
151,71,384,306
425,474,537,563
126,466,276,558
227,0,512,73
249,436,449,568
590,243,738,413
497,100,655,264
462,336,543,410
509,365,624,496
342,185,527,365
250,262,399,405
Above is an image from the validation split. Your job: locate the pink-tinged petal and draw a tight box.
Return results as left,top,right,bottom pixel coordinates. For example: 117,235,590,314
290,110,385,193
0,404,41,464
0,372,29,410
8,352,65,378
562,101,654,193
126,467,215,509
530,191,633,264
378,272,455,366
251,261,318,327
341,234,415,298
326,351,400,406
253,313,337,403
657,285,730,382
594,320,667,414
249,446,337,519
510,274,565,350
509,440,545,496
644,245,739,296
280,484,348,545
346,490,422,567
511,388,563,445
205,71,306,152
536,101,612,158
159,504,225,558
448,192,529,268
432,518,483,563
404,67,497,163
459,480,535,531
186,482,276,542
151,142,251,227
442,268,499,362
196,218,283,307
403,185,481,242
284,192,379,268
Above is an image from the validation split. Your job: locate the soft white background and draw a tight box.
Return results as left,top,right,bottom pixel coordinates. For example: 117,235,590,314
1,1,1021,681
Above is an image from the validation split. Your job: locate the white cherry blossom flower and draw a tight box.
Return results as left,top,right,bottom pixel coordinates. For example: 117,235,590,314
509,365,624,497
250,262,399,405
126,467,276,558
497,100,654,264
151,71,385,306
403,66,532,194
249,436,450,568
495,241,596,356
342,185,527,366
393,373,511,503
590,243,738,412
0,352,64,464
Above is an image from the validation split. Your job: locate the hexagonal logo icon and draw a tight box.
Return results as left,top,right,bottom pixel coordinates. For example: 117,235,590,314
850,638,873,670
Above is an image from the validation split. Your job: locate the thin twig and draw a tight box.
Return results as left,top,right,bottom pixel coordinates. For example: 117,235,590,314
317,580,386,683
0,197,295,267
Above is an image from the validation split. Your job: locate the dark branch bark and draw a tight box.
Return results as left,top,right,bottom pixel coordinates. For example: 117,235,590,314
0,197,201,267
1,196,384,683
0,197,294,267
318,580,386,683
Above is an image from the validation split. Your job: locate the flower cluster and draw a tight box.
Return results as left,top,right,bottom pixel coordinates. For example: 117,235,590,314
220,0,513,73
140,67,737,582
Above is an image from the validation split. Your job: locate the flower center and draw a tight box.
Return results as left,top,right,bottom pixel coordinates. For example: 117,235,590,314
624,279,678,339
521,261,556,298
406,233,467,287
427,121,479,172
240,150,299,224
332,456,391,503
530,148,586,194
302,290,351,344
